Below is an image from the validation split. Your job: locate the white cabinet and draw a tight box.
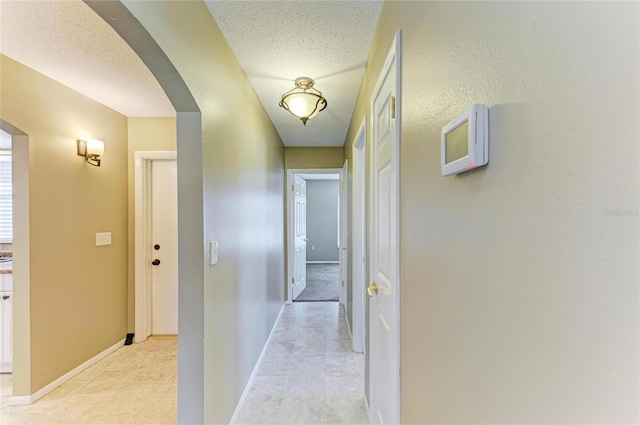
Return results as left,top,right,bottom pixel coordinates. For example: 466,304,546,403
0,273,12,291
0,274,12,372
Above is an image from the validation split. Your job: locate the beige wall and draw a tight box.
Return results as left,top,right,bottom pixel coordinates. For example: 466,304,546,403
345,2,639,423
1,55,129,394
121,2,286,423
126,117,177,332
285,146,344,169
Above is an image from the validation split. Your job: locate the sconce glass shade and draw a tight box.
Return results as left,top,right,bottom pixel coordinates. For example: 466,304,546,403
279,77,327,126
86,139,104,157
77,139,104,167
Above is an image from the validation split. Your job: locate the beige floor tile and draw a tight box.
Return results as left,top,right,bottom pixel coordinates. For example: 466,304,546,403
154,380,178,398
91,368,140,383
235,302,367,425
98,385,158,411
77,409,133,425
126,396,177,425
39,378,86,401
74,379,130,396
129,366,175,383
2,339,177,425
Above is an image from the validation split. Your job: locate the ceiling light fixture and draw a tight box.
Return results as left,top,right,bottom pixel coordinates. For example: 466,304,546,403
279,77,327,126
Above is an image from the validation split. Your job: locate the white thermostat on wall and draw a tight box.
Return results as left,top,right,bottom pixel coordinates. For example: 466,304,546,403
441,103,489,176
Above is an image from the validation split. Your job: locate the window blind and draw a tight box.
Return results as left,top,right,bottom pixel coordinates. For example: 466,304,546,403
0,155,12,242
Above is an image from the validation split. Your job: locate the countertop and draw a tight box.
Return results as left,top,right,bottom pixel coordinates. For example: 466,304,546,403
0,252,12,274
0,261,12,274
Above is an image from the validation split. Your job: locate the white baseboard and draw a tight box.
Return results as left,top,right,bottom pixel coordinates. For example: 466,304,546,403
229,303,286,425
9,338,125,406
306,261,339,264
364,392,371,423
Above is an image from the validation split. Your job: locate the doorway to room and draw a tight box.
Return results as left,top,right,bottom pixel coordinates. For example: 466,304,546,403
0,129,13,375
287,168,345,305
297,173,340,302
0,120,30,405
134,152,179,342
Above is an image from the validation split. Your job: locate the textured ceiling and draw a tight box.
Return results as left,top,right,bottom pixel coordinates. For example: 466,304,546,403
0,0,382,147
206,1,383,146
0,0,175,117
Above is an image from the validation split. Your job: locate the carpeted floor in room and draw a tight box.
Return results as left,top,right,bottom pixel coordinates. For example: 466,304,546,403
296,263,340,302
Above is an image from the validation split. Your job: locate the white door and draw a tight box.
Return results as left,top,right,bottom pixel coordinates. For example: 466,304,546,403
339,160,348,311
292,175,307,300
151,160,178,335
369,32,401,425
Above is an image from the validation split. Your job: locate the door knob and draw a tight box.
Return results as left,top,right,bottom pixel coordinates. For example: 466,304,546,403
152,259,161,266
367,281,379,297
2,295,9,300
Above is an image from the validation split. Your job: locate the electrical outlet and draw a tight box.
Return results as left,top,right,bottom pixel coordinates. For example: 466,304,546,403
95,232,112,246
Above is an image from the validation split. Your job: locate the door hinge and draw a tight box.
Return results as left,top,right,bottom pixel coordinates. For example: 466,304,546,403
341,280,345,288
391,96,396,119
291,185,295,192
341,183,345,190
292,277,295,284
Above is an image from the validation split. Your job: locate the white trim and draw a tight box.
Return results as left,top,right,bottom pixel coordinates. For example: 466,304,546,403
364,392,371,424
286,168,343,303
9,338,125,406
344,306,353,337
134,151,177,343
306,261,339,264
229,303,286,425
351,117,367,354
339,160,349,311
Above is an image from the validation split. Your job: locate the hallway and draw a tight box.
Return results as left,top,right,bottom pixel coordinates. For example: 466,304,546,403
235,302,366,425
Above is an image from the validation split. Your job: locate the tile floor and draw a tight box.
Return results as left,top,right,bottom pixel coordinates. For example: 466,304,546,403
234,302,367,425
0,302,366,425
296,264,340,302
0,338,177,425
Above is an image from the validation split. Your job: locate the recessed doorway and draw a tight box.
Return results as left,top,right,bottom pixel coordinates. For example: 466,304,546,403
287,169,345,305
134,151,178,342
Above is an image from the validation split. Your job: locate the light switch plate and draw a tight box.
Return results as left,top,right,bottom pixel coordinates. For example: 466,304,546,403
210,240,218,265
95,232,112,246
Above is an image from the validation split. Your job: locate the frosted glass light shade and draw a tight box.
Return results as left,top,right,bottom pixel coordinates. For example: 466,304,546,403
279,77,327,126
86,139,104,157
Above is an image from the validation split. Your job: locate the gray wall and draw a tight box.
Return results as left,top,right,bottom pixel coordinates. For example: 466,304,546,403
344,1,639,423
115,2,286,424
306,180,340,262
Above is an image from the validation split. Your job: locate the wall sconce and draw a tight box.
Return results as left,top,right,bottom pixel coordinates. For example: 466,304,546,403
77,139,104,167
279,77,327,126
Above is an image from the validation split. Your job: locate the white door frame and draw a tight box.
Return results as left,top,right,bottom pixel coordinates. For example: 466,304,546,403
134,151,177,343
351,117,367,353
2,120,31,404
368,30,402,425
339,160,348,310
286,168,342,303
